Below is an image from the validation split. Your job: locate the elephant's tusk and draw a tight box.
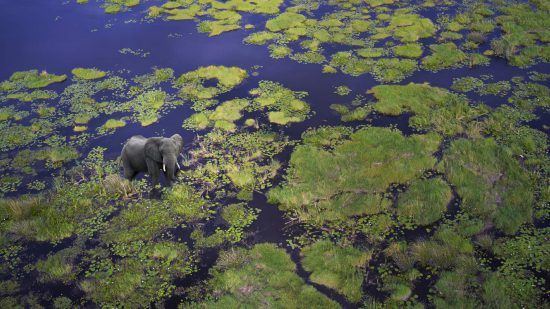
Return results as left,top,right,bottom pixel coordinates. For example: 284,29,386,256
176,162,181,169
163,164,166,172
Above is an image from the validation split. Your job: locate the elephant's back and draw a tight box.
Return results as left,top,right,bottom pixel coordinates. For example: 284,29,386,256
121,136,148,169
123,136,147,151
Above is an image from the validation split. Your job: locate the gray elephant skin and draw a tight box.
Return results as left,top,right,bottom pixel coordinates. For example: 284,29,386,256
121,134,184,186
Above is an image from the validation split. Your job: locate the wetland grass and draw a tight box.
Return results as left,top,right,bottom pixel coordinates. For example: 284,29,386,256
184,244,339,308
71,68,107,80
397,177,452,227
301,240,370,302
268,126,440,226
438,138,534,234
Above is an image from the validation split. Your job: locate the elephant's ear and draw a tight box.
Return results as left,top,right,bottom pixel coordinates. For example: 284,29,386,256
144,140,162,163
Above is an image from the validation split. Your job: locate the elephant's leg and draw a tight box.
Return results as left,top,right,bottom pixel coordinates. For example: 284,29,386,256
122,159,136,180
146,158,160,187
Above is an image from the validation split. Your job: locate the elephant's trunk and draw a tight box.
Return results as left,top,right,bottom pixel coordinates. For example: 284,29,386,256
163,155,177,181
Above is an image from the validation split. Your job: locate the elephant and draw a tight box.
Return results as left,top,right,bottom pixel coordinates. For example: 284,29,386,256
121,134,184,187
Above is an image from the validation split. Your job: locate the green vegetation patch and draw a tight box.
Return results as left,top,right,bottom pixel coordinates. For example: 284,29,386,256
102,118,126,130
369,83,488,135
438,138,534,234
385,13,437,42
422,43,467,71
6,70,66,89
71,68,107,80
176,65,247,109
269,126,440,225
249,80,310,125
131,89,167,126
184,98,249,131
397,177,452,226
183,130,289,199
183,80,310,129
334,85,352,96
185,243,339,308
6,90,57,102
371,58,418,83
329,51,371,76
265,12,306,32
301,240,370,302
191,203,259,247
393,43,423,58
491,2,550,67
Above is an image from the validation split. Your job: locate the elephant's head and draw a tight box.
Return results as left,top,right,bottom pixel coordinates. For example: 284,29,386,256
145,134,184,183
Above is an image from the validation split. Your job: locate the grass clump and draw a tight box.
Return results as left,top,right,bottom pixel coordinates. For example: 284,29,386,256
397,177,452,227
104,4,121,14
385,13,436,42
301,240,370,302
451,76,484,93
268,44,292,59
371,58,417,83
265,12,306,32
183,80,309,129
80,241,194,307
176,66,247,109
7,70,67,89
393,43,423,58
490,2,550,67
198,19,241,37
183,130,288,198
177,65,247,89
185,243,339,308
0,152,120,242
330,104,371,122
329,51,371,76
269,126,440,225
102,118,126,130
133,67,174,88
369,83,488,135
411,226,475,269
184,99,249,131
421,43,467,71
243,31,280,45
71,68,107,80
357,48,385,58
36,248,77,283
249,80,310,125
334,85,352,96
6,90,57,102
191,203,259,247
437,138,534,234
131,89,166,126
